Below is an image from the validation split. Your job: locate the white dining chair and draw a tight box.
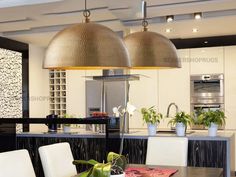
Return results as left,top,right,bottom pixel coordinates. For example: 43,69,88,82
0,149,36,177
38,142,77,177
146,136,188,166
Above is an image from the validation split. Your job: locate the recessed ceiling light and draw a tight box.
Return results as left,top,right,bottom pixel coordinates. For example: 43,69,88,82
192,28,198,33
166,15,174,23
204,41,208,44
194,12,202,20
165,28,171,33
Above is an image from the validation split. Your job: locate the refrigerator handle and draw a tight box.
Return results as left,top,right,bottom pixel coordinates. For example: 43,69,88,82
101,81,106,112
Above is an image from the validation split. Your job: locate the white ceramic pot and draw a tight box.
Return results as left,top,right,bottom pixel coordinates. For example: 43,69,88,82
147,123,157,136
111,172,125,177
175,123,186,136
208,123,218,137
63,125,71,133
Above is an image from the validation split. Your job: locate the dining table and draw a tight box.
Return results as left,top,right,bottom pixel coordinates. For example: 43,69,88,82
126,164,223,177
74,164,223,177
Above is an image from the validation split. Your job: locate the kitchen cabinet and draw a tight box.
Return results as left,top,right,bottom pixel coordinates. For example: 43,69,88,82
188,140,227,176
224,46,236,172
158,49,190,128
129,70,158,129
190,47,224,74
49,70,67,117
66,70,86,118
224,46,236,129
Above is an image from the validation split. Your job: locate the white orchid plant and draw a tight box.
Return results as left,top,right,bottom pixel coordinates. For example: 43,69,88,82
112,102,136,118
113,102,136,154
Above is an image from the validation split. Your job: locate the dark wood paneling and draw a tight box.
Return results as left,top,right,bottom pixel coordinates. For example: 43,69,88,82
16,137,228,177
0,124,16,152
188,140,227,177
123,138,147,164
17,137,107,177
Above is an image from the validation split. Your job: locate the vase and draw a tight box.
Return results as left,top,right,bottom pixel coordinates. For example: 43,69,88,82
208,123,218,137
147,123,157,136
175,123,186,136
63,125,71,133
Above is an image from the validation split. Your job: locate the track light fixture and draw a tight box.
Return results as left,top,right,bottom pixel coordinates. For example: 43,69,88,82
194,12,202,20
166,15,174,23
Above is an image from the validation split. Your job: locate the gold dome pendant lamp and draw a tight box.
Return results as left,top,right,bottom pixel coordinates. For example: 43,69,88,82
43,0,130,69
124,1,181,69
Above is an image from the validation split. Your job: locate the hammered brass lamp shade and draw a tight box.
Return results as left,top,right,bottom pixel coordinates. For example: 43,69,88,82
43,23,130,69
124,31,181,69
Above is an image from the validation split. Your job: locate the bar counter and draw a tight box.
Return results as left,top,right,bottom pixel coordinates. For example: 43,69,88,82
16,129,234,177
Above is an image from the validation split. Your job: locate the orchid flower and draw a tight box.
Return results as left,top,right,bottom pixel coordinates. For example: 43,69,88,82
113,106,121,117
126,102,136,116
112,103,136,117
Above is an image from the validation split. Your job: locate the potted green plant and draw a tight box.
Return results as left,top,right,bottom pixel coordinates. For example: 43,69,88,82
73,152,127,177
197,109,226,136
63,114,74,133
141,106,163,136
168,111,193,136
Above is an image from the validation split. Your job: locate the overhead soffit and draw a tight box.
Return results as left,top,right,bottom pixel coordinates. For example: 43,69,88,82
0,0,236,46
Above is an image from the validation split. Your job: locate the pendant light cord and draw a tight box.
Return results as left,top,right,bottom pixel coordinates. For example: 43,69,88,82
83,0,90,23
142,1,148,31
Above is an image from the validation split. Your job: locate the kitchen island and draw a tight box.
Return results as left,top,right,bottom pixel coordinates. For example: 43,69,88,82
16,129,234,177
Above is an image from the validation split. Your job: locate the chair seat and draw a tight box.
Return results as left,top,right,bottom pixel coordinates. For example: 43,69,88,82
39,142,77,177
0,149,36,177
146,137,188,166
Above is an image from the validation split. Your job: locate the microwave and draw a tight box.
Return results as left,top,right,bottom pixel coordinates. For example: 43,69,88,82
190,74,224,100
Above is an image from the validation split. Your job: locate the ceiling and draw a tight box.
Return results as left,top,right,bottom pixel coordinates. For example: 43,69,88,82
1,0,236,47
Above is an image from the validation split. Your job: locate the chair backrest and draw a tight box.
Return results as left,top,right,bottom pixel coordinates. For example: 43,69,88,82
146,137,188,166
0,149,36,177
39,142,77,177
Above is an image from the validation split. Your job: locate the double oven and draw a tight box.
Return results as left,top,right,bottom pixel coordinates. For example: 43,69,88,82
190,74,224,129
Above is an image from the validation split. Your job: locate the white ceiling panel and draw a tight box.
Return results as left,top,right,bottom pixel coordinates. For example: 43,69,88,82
0,0,64,8
0,0,236,47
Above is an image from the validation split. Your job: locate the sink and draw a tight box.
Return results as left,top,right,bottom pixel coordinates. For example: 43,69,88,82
157,130,176,134
127,130,139,134
157,130,195,134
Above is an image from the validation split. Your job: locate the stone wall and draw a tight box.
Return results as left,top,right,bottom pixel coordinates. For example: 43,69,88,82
0,48,22,119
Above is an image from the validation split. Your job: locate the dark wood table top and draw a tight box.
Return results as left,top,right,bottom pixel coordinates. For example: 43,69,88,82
74,165,223,177
128,164,223,177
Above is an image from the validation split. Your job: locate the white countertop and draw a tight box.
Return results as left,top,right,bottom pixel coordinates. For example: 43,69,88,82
16,128,235,140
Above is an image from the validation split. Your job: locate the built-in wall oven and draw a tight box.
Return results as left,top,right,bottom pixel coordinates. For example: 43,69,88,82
190,74,224,129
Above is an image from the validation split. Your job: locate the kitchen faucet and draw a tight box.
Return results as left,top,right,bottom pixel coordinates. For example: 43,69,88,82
166,102,179,117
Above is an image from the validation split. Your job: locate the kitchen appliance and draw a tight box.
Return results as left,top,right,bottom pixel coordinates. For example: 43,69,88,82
190,74,224,129
85,69,140,133
190,74,224,103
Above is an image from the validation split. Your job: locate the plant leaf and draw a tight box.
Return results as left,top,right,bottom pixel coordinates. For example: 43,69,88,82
73,159,99,166
78,168,93,177
107,152,127,171
92,163,111,177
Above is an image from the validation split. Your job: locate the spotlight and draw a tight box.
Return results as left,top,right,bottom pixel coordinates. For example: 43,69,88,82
165,28,171,33
194,12,202,20
166,15,174,22
192,28,198,33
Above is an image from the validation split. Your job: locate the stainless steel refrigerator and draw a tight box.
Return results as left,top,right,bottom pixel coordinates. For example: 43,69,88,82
85,73,140,133
86,80,128,117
